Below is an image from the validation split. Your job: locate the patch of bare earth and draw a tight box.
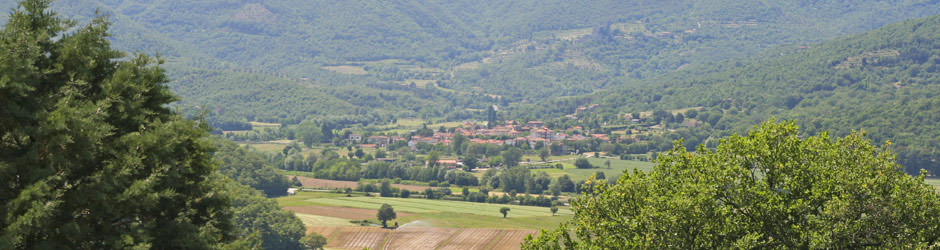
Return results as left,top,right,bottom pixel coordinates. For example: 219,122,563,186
491,229,538,250
308,226,388,250
438,228,504,250
384,227,458,250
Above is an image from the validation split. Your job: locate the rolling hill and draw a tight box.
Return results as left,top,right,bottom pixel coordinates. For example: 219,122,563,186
523,14,940,173
2,0,939,138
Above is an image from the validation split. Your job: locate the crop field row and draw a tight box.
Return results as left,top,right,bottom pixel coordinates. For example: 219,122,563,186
438,228,504,250
384,227,458,250
306,196,573,217
308,226,536,250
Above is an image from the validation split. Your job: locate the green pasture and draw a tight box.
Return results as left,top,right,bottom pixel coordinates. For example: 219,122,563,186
294,213,356,227
303,196,571,218
279,192,572,229
925,178,940,191
532,157,654,181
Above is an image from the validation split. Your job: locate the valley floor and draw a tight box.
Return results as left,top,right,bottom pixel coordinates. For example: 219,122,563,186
277,181,571,250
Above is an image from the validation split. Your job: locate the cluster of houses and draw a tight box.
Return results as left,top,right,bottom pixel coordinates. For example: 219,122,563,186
348,120,622,152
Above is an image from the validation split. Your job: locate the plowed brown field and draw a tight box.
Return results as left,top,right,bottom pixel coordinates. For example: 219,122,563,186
384,227,459,250
491,229,538,250
310,227,388,250
438,228,504,250
306,226,536,250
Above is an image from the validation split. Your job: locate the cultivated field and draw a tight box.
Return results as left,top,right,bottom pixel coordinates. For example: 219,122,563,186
293,213,355,227
281,190,567,249
321,65,369,75
437,228,505,250
531,157,654,181
305,197,572,217
289,175,430,192
307,226,389,250
926,178,940,191
491,230,539,250
384,227,459,250
284,206,413,220
307,226,537,250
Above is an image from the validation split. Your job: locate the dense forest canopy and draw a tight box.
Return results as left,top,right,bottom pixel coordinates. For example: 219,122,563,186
0,1,308,248
1,1,937,170
1,0,938,128
518,14,940,174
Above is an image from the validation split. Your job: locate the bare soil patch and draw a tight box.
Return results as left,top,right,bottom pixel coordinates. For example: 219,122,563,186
491,229,538,250
384,227,459,250
309,226,388,250
305,226,536,250
438,228,504,250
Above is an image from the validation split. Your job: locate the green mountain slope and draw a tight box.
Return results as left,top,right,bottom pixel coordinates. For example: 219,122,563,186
3,0,939,130
526,15,940,173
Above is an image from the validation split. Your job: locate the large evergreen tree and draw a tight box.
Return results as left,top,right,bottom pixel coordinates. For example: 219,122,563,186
0,1,235,248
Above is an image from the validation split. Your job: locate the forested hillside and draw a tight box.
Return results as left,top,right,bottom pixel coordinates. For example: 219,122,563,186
2,0,938,128
522,15,940,173
3,0,938,172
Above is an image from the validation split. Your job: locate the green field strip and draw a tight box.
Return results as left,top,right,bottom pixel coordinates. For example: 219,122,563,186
306,197,573,217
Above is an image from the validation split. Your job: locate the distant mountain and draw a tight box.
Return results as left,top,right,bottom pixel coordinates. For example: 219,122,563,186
527,14,940,173
2,0,939,129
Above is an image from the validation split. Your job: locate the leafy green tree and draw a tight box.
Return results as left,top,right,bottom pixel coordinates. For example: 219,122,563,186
524,120,940,249
453,133,467,155
400,189,410,198
550,206,559,216
0,1,236,248
354,148,365,159
297,121,323,148
377,204,397,228
374,149,387,159
215,138,291,196
427,151,441,167
593,171,606,180
379,179,393,197
227,178,306,250
502,147,523,167
462,156,478,171
539,148,550,162
574,158,593,169
550,142,563,156
500,207,511,218
300,233,327,250
320,122,334,143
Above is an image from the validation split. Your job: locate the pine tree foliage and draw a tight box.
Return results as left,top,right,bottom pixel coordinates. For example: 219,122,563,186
0,1,235,248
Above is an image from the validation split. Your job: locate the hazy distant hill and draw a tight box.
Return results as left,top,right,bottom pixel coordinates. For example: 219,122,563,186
2,0,939,128
525,14,940,173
